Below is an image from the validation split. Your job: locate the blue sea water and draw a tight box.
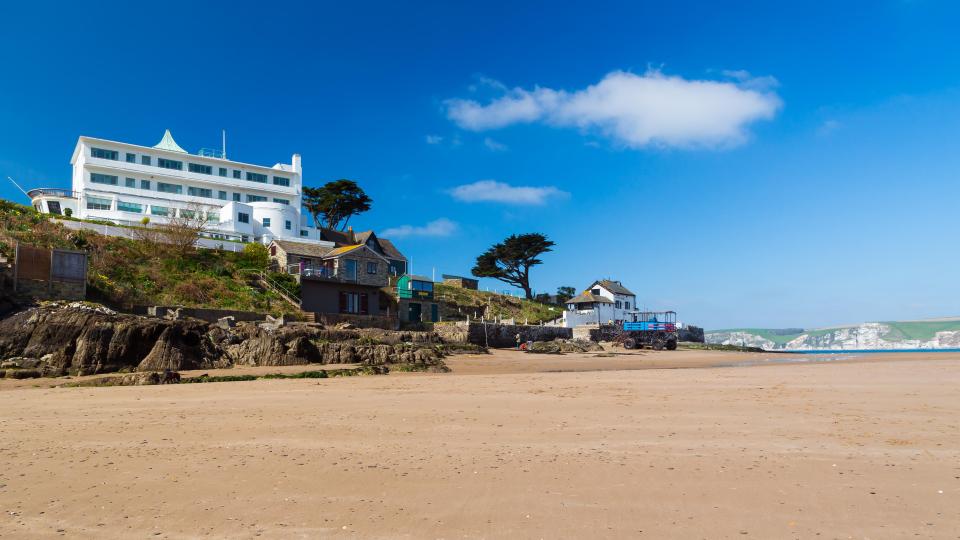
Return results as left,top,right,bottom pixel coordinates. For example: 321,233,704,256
786,348,960,354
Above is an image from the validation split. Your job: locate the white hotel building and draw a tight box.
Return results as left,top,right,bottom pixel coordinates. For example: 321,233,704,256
29,130,327,244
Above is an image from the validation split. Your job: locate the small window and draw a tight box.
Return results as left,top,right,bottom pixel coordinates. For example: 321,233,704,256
273,176,290,186
150,205,169,216
47,201,62,215
180,209,196,219
91,147,118,160
591,288,601,295
90,173,118,185
238,212,250,223
124,177,136,188
157,158,183,170
86,196,112,210
273,198,289,205
246,172,267,183
157,182,182,194
125,153,136,163
218,167,227,177
300,230,308,237
262,217,271,227
233,170,241,179
270,245,277,256
232,193,241,202
246,194,267,203
366,261,378,274
285,220,291,230
207,212,219,224
140,180,150,190
615,301,622,309
624,302,630,310
141,155,151,166
188,163,212,175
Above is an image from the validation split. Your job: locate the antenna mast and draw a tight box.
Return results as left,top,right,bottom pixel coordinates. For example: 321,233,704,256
6,176,29,197
222,129,227,160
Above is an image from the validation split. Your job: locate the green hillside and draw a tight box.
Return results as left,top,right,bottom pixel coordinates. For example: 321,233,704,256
709,320,960,343
434,283,561,324
0,200,298,314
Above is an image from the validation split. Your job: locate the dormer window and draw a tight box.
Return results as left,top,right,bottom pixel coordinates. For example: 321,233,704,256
591,288,601,295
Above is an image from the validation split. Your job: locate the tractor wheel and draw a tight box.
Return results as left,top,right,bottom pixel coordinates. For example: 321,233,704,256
666,339,678,351
652,337,665,351
623,337,637,350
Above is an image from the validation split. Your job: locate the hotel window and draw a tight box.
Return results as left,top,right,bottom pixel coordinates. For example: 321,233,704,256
187,187,213,198
141,155,151,166
150,205,169,216
262,217,271,227
140,180,150,190
157,158,183,170
300,230,308,237
117,201,142,213
86,196,112,210
126,153,136,163
188,163,212,175
232,193,241,202
246,172,267,183
246,194,267,203
218,167,227,177
366,261,378,274
90,173,118,185
238,212,250,223
285,220,291,230
207,211,219,224
273,176,290,187
157,182,182,194
179,209,196,219
91,147,118,160
47,201,62,215
273,198,289,205
233,170,241,179
125,177,136,188
218,190,227,200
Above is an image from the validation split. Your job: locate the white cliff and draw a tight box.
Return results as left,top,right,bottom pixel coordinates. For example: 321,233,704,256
706,322,960,351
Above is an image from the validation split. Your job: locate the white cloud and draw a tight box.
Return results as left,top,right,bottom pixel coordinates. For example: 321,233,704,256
817,119,841,136
483,137,507,151
445,69,782,148
425,134,444,144
381,218,458,238
449,180,568,205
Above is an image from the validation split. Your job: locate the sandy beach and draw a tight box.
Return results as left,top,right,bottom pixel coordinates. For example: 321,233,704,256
1,349,958,538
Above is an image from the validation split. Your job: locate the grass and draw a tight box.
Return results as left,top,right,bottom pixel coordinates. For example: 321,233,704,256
434,283,560,324
0,200,298,315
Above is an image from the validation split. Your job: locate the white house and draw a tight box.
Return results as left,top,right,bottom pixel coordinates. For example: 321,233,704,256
561,279,637,328
28,130,329,246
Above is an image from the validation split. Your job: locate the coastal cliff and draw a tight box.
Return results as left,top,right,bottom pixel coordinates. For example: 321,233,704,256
706,319,960,351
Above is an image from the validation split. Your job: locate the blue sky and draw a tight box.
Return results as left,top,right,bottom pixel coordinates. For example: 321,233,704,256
2,0,959,329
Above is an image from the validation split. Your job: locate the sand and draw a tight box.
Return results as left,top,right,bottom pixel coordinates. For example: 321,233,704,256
1,349,958,538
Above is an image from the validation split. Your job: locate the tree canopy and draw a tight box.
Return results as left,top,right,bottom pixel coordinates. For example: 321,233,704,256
302,180,372,231
471,233,554,300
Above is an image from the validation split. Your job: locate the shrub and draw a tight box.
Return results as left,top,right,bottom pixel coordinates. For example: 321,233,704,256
238,243,271,270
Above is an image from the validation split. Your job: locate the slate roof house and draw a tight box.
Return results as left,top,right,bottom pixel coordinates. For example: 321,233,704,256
319,227,407,277
561,279,637,328
268,237,395,318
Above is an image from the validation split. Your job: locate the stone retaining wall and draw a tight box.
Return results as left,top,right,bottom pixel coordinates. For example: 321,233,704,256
435,321,572,348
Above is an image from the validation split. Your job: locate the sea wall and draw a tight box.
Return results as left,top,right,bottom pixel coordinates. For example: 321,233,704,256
435,321,572,348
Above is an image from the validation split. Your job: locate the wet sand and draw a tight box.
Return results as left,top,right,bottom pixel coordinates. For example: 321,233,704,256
1,349,958,538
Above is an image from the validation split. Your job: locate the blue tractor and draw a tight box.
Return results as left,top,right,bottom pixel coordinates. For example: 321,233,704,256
609,311,679,350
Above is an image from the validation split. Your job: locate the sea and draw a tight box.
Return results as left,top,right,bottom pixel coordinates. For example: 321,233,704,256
786,348,960,354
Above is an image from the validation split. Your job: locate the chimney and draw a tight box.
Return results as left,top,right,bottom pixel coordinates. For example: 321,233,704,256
292,153,302,174
348,225,354,242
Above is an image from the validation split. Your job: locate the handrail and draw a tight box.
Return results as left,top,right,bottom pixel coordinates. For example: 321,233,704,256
241,269,301,309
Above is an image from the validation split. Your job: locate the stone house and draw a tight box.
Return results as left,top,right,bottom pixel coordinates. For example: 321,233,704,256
441,274,479,290
268,239,393,316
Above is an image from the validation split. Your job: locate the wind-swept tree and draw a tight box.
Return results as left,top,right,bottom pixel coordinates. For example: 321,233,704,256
556,286,577,304
471,233,554,300
302,180,372,231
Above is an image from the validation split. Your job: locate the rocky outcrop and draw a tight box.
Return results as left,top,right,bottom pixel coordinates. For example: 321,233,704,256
678,325,705,343
0,303,447,377
526,339,603,354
